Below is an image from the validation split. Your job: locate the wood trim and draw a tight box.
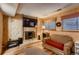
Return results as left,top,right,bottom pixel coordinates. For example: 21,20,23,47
42,5,79,20
23,14,37,19
61,12,79,19
12,14,22,19
0,12,3,54
2,15,8,54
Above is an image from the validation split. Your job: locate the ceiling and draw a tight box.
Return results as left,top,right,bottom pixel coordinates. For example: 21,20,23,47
0,3,78,18
0,3,18,16
17,3,71,18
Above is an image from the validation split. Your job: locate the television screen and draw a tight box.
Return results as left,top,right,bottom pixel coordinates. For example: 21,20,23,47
23,17,37,27
30,21,35,26
62,17,78,31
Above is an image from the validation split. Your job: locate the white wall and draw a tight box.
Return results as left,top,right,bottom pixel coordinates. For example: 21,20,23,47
8,17,23,40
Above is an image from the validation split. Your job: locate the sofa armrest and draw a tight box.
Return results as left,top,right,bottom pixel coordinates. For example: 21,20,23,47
64,41,73,48
42,37,50,43
64,41,74,54
64,46,71,55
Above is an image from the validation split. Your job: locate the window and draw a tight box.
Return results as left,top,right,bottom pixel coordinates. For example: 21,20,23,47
78,17,79,30
43,21,56,30
43,23,49,29
62,17,79,31
49,21,56,29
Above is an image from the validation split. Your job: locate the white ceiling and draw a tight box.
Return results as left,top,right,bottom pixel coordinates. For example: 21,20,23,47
0,3,18,16
17,3,71,18
0,3,78,18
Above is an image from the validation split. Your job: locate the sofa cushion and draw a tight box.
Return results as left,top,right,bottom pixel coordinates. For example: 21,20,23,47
46,39,64,50
50,34,73,44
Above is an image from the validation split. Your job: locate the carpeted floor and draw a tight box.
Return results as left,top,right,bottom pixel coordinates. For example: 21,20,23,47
25,41,54,55
3,40,54,55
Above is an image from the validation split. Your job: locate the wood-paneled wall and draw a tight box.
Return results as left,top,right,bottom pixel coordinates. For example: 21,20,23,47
2,15,8,54
0,12,9,54
0,12,3,54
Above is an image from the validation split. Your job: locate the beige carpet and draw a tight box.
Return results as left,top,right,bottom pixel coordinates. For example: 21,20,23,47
25,41,54,55
3,40,54,55
18,47,48,55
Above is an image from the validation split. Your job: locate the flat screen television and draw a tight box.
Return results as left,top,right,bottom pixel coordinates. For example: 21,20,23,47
23,17,37,27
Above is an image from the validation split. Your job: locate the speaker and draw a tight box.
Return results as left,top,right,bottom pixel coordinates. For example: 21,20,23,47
18,38,23,44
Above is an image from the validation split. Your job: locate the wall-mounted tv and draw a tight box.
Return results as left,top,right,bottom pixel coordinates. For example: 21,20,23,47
23,17,37,27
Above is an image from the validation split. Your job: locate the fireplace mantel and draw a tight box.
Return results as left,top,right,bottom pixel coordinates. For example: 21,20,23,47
24,27,36,32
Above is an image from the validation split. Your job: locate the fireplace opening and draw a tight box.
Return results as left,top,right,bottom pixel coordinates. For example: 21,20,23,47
24,31,35,40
